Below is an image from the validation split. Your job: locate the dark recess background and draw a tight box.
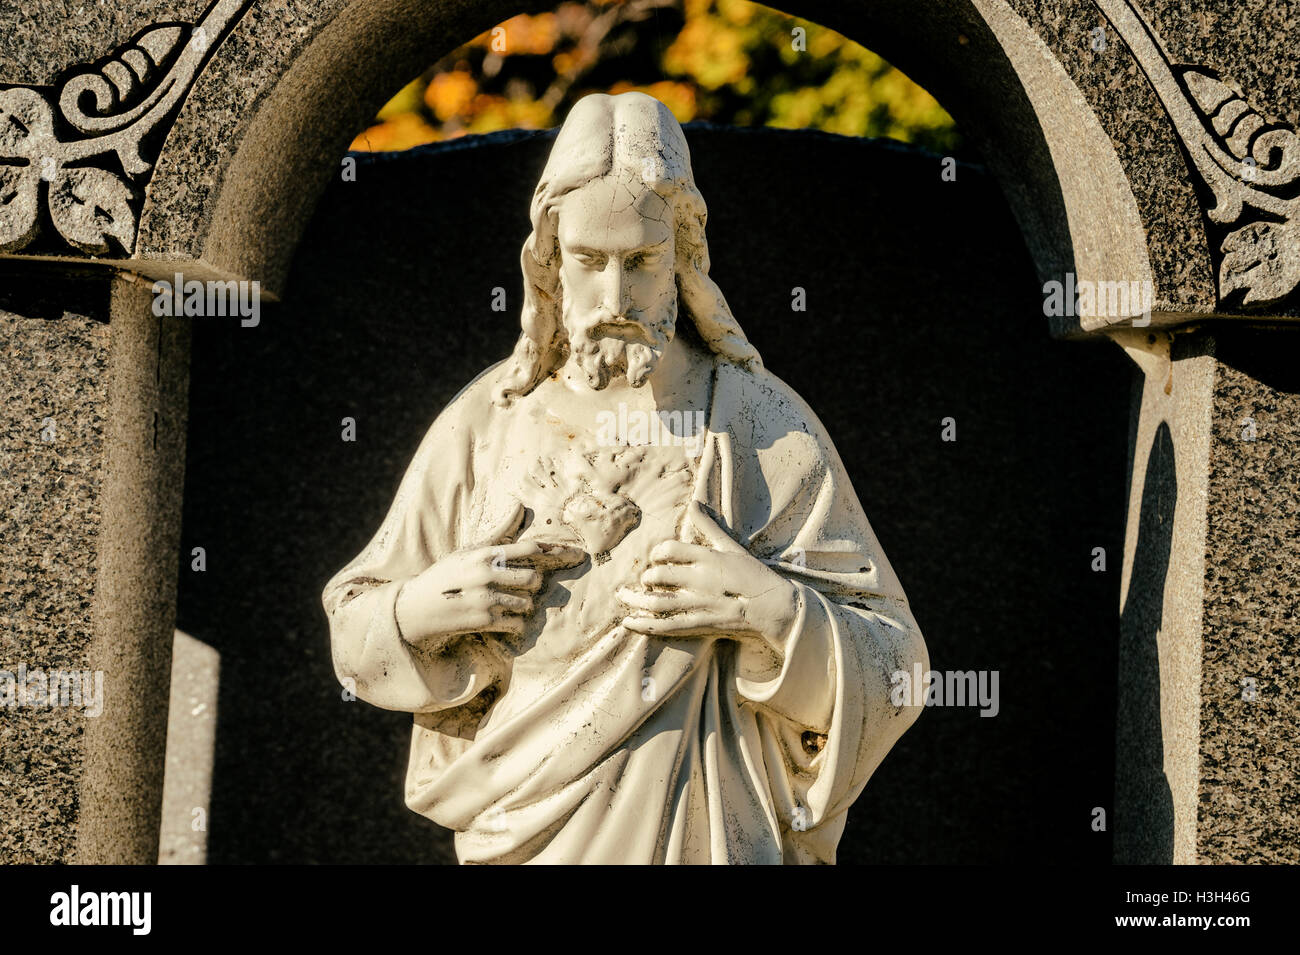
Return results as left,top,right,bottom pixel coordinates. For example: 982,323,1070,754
175,125,1131,864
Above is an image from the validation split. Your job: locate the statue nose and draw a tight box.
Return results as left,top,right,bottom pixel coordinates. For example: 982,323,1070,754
603,258,631,314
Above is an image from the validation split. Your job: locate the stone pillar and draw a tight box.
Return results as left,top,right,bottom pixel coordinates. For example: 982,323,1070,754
1,277,111,864
1113,327,1299,864
0,274,189,863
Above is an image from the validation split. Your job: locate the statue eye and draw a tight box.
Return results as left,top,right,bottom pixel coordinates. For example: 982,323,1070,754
571,250,605,268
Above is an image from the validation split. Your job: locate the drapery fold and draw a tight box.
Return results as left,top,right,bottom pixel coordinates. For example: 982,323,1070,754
323,358,927,863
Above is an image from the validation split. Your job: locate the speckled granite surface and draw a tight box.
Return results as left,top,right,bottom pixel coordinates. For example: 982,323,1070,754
1006,0,1209,314
137,0,518,282
0,1,208,86
4,0,1294,317
0,300,109,863
1006,0,1300,316
1199,329,1300,864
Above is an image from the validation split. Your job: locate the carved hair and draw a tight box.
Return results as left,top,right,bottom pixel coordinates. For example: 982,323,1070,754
494,92,761,406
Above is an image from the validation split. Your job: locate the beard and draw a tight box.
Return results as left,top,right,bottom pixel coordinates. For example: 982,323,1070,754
563,297,676,390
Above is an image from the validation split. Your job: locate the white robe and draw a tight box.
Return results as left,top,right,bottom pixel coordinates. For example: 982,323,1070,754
323,357,927,864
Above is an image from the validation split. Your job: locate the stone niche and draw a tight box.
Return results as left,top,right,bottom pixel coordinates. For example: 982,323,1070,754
0,0,1296,865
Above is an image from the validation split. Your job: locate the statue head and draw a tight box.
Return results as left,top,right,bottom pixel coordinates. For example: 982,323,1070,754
495,91,761,405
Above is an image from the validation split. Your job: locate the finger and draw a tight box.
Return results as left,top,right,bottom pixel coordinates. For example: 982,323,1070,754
490,541,587,569
514,544,588,571
640,563,690,589
620,612,714,637
616,586,695,614
483,610,526,636
649,539,699,565
488,541,553,562
686,500,746,554
488,567,543,592
488,591,534,616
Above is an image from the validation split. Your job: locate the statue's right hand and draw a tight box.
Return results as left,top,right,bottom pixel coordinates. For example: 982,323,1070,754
394,542,584,647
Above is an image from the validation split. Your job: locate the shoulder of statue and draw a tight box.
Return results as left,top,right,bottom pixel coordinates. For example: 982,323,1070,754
414,360,514,450
713,358,836,465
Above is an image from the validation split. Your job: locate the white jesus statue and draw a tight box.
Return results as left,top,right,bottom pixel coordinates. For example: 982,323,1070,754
323,91,928,864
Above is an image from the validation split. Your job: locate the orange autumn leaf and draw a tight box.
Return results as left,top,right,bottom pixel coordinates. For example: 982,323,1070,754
354,1,959,156
474,12,561,56
424,70,478,121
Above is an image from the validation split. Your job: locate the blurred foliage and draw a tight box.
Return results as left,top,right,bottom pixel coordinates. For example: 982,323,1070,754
351,0,959,153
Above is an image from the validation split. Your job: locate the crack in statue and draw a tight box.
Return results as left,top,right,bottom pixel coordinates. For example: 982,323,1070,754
324,92,927,864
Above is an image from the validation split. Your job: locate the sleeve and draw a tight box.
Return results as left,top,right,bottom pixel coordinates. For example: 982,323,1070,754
321,377,511,715
720,385,929,861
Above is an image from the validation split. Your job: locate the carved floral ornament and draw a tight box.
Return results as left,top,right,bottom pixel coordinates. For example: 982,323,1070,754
1097,0,1300,309
0,0,1295,307
0,0,250,256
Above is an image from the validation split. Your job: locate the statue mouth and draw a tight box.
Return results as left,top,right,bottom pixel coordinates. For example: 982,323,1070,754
590,319,654,343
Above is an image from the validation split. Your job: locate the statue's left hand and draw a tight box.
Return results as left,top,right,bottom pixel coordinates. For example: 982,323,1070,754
617,501,799,651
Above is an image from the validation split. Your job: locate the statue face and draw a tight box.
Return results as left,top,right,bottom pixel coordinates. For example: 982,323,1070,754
555,172,678,389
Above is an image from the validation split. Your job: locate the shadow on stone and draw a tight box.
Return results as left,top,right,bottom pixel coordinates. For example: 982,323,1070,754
1114,420,1176,863
1213,326,1300,394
